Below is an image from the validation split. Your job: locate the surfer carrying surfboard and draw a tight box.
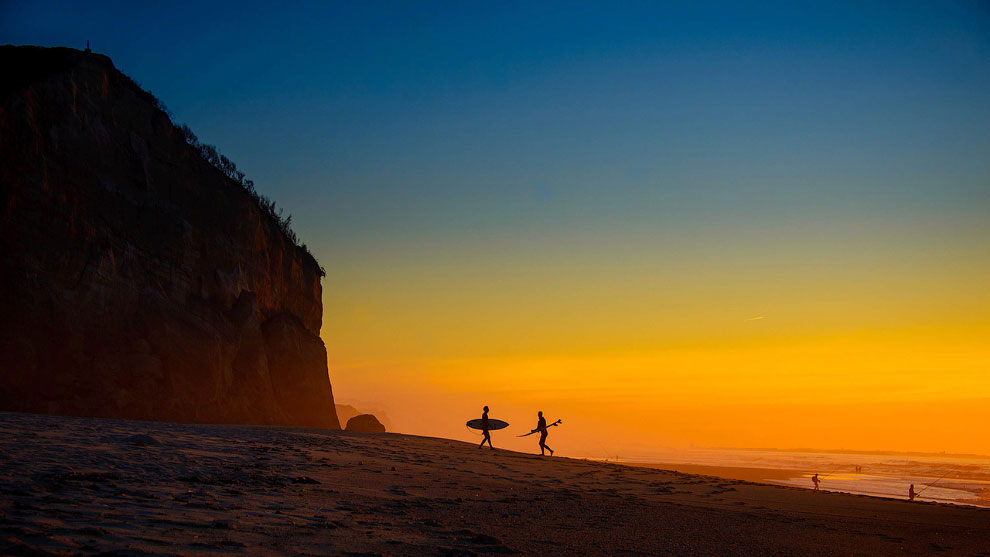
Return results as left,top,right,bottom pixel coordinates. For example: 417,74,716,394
536,411,554,456
479,406,494,449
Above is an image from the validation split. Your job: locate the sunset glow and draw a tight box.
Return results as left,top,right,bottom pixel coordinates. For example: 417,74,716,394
325,241,990,455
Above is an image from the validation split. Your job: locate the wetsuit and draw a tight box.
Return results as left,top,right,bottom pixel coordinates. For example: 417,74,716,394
537,416,552,456
479,410,492,448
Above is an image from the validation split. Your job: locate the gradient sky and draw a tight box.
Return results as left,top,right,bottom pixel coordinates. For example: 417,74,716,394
4,1,989,455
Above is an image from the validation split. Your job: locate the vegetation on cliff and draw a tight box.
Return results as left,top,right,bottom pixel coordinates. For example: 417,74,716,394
122,63,325,276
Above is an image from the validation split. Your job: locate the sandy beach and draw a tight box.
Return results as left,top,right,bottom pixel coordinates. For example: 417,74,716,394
623,462,806,485
1,411,988,556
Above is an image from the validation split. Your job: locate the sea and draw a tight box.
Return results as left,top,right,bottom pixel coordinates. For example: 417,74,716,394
612,447,990,508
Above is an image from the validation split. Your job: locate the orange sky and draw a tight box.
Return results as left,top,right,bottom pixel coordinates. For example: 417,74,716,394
322,222,990,457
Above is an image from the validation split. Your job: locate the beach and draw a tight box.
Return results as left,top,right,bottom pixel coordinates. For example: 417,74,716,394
624,461,806,484
2,411,988,555
619,453,990,508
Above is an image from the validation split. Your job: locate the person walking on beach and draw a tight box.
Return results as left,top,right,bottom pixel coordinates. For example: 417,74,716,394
909,484,918,501
535,411,553,456
812,474,820,491
478,406,494,449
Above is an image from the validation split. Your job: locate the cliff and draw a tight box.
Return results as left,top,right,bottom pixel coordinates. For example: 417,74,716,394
0,46,339,428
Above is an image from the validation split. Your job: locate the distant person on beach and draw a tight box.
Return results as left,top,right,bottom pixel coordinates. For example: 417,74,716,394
536,411,553,456
478,406,493,449
909,484,918,501
812,474,820,491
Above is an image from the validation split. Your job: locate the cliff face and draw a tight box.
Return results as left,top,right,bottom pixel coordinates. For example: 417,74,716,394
0,46,339,428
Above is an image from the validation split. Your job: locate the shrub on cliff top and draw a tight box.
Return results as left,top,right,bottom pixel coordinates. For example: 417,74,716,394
173,123,325,276
127,75,324,277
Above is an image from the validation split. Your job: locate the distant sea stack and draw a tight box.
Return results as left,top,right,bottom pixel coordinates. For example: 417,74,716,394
335,404,362,427
345,414,386,433
0,46,339,429
337,403,392,430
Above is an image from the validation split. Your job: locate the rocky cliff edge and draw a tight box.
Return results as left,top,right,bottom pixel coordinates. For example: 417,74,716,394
0,46,339,428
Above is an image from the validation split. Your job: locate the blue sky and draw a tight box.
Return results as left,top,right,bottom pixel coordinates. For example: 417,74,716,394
5,2,988,260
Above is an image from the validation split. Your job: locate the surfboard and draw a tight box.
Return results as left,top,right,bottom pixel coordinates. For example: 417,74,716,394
466,418,509,431
517,419,562,437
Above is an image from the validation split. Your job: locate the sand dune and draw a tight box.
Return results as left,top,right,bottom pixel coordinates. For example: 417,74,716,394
1,412,987,555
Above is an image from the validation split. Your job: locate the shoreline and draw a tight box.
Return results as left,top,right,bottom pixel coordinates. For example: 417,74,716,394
620,461,990,509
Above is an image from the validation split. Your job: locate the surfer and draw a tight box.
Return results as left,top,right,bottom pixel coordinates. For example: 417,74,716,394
478,406,493,449
535,411,553,456
811,474,820,491
909,484,918,501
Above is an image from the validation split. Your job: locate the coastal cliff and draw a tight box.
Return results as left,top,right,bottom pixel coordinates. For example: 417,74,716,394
0,46,339,428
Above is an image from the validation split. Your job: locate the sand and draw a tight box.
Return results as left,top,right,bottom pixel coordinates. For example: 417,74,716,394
624,462,805,484
1,412,988,555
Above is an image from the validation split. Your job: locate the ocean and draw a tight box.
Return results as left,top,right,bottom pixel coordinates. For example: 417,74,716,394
613,447,990,508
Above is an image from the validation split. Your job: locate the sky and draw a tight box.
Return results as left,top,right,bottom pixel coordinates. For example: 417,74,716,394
4,1,989,456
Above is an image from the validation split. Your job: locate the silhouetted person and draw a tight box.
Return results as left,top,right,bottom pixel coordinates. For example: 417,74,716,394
909,484,918,501
536,411,553,456
85,40,91,53
478,405,493,449
812,474,820,491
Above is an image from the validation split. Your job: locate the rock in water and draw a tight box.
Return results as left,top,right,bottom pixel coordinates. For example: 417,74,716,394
345,414,386,433
0,46,340,429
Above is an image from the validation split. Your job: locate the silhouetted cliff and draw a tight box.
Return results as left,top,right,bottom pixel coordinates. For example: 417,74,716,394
335,404,362,426
0,46,339,428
